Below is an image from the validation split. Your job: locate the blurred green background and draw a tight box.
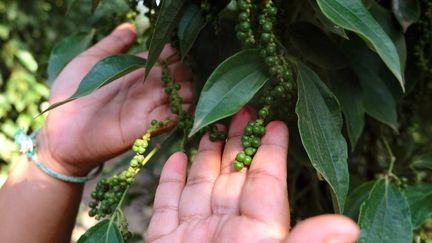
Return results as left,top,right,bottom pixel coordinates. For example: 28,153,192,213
0,0,132,181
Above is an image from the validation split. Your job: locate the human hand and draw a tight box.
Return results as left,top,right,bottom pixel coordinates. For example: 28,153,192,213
36,23,193,176
146,108,359,243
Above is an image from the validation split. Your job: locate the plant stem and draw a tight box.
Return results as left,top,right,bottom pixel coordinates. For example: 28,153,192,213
383,138,396,174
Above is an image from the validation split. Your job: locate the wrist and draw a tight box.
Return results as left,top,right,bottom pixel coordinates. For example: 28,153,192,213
36,128,92,177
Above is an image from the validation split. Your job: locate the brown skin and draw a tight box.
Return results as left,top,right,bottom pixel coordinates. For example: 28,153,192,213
0,23,359,243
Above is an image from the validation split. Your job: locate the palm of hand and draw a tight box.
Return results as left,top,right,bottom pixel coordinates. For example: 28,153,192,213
37,24,192,174
146,110,290,243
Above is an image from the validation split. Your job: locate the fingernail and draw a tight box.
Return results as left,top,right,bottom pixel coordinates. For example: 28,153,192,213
241,106,252,115
114,23,136,40
325,234,356,243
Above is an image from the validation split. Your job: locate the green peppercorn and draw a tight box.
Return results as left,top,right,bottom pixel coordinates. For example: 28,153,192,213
89,209,97,217
243,140,251,147
258,126,266,136
244,126,253,135
265,56,276,66
261,33,272,43
262,22,272,32
266,45,276,55
239,22,251,31
251,137,261,148
264,95,274,105
267,6,277,16
244,156,252,165
238,12,248,21
258,108,269,119
245,147,255,156
238,1,249,11
236,31,248,41
242,135,250,143
89,201,98,208
252,125,261,135
236,152,246,162
234,161,245,171
209,133,218,141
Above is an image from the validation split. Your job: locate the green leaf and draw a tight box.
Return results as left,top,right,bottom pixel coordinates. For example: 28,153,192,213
358,179,412,243
190,49,269,136
404,183,432,228
287,22,348,70
368,1,406,78
311,1,349,39
43,54,146,113
178,4,206,59
295,63,349,212
47,30,95,86
411,153,432,170
328,70,365,148
391,0,421,31
316,0,405,90
145,0,186,76
343,39,398,130
344,180,375,220
77,220,124,243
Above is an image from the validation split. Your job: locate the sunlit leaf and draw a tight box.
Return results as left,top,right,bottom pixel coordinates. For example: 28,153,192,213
43,54,146,113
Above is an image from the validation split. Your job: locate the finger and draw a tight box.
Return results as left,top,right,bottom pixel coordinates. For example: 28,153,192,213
84,23,137,57
211,108,254,216
178,127,224,223
146,152,187,241
241,121,289,228
285,215,360,243
138,44,179,62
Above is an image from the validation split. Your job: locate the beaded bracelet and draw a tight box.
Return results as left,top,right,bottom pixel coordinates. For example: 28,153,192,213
14,128,103,184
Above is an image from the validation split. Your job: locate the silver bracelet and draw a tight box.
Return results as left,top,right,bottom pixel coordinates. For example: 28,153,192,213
14,128,103,184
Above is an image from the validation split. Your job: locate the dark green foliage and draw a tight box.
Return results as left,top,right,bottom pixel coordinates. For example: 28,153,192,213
296,63,348,212
358,179,412,243
47,30,95,86
16,0,432,241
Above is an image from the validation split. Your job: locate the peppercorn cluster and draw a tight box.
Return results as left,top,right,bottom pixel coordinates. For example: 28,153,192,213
233,0,296,170
236,0,256,48
234,112,267,170
88,121,166,219
208,124,227,141
162,64,194,133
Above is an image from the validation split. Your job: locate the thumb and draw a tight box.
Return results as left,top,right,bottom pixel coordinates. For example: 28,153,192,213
285,214,360,243
85,23,137,57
